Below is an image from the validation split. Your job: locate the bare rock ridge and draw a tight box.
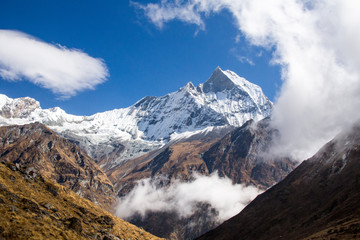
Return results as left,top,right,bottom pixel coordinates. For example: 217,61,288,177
0,67,272,168
197,121,360,240
0,123,115,210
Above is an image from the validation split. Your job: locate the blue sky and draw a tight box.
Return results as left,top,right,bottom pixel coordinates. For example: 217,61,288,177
1,0,360,159
0,0,281,115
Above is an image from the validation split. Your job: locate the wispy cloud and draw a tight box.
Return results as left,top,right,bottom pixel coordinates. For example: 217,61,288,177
236,55,254,66
116,173,261,222
131,0,205,30
134,0,360,160
0,30,109,98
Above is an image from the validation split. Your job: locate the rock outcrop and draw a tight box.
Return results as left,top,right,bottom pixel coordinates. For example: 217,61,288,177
0,123,115,210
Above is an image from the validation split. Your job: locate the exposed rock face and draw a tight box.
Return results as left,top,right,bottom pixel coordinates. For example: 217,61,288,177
203,118,294,189
112,118,296,240
0,161,162,240
0,123,115,210
112,118,295,197
198,122,360,240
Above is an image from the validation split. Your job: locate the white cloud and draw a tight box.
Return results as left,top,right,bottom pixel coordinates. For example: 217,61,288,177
0,30,109,98
134,0,360,160
115,173,261,222
131,0,205,29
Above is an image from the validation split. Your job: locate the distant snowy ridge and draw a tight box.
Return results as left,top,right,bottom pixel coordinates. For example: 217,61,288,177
0,67,272,167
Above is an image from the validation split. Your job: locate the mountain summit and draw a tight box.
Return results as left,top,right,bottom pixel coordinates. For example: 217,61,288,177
0,67,272,167
202,67,265,99
133,67,272,140
203,66,236,93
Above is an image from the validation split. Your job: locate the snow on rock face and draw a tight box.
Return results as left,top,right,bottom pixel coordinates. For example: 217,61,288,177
133,67,272,140
0,94,40,118
0,67,272,166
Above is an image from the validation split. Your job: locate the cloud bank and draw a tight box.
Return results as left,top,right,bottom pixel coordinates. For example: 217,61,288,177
134,0,360,160
0,30,109,98
116,173,261,222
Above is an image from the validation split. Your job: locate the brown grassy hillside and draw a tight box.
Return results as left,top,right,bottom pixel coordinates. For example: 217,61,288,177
0,161,163,240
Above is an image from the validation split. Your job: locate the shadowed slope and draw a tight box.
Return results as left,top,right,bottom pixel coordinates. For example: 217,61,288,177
198,122,360,240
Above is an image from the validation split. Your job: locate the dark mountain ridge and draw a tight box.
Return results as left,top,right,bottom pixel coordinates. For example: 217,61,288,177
198,121,360,240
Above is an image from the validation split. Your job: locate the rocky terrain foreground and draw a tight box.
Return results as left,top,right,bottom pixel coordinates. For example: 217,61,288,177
0,161,162,239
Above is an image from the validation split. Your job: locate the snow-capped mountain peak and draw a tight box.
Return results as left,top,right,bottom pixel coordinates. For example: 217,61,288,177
0,67,273,167
200,67,269,107
184,81,196,90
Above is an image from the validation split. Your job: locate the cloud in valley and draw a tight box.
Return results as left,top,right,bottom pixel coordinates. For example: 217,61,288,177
116,173,261,222
133,0,360,160
0,30,109,98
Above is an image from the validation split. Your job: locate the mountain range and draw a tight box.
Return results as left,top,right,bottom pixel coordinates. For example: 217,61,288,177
0,67,286,239
0,67,298,239
0,67,272,170
3,66,358,240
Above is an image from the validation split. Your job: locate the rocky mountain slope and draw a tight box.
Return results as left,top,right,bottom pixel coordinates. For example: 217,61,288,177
0,123,115,210
0,67,272,169
112,118,295,197
0,161,162,240
202,118,294,189
112,118,296,239
198,122,360,240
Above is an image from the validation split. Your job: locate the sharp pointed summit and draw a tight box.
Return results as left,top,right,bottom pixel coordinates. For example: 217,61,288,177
201,67,270,109
202,66,237,93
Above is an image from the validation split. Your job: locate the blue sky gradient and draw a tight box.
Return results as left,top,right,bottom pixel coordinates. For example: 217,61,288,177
0,0,281,115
